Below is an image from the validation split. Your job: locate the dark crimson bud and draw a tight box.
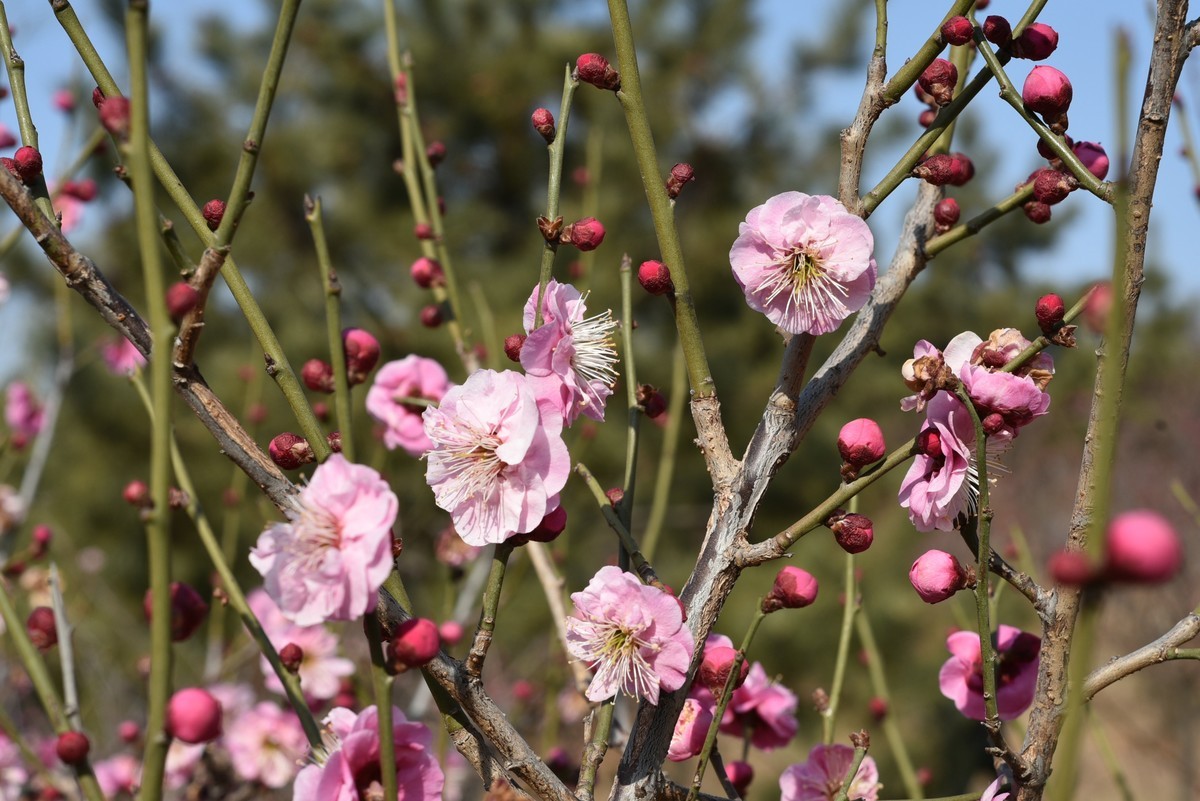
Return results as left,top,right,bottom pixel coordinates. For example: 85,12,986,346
762,565,819,612
91,86,105,108
1023,200,1052,224
726,762,754,796
916,427,942,457
1036,133,1073,161
912,153,974,186
123,479,150,507
301,359,335,393
143,582,209,642
519,505,568,544
98,96,131,138
414,222,435,240
604,487,624,506
982,16,1012,48
13,146,42,183
387,618,440,672
202,199,226,231
981,413,1006,436
918,108,937,128
55,732,90,765
27,607,57,650
343,327,381,382
531,108,556,143
503,334,526,363
559,217,606,252
1023,66,1073,118
279,643,303,673
326,431,343,453
698,645,749,692
409,256,444,288
1035,293,1066,334
665,162,695,199
1013,22,1058,61
918,59,958,106
65,178,98,201
165,282,199,321
1032,169,1076,205
419,304,444,328
425,140,447,167
869,697,889,722
575,53,621,91
829,512,874,554
933,197,960,228
636,259,673,295
941,16,974,46
269,432,315,470
1047,550,1097,585
636,384,667,418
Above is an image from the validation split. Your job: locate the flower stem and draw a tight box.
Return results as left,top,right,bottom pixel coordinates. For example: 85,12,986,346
925,185,1035,258
642,340,685,561
574,462,663,589
832,743,869,801
823,548,859,745
306,195,355,462
365,614,400,801
534,65,579,329
465,543,513,677
0,4,54,222
881,0,976,102
577,698,616,801
855,610,923,799
617,255,641,570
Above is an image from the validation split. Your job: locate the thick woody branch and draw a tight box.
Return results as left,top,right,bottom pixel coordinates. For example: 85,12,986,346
1083,613,1200,701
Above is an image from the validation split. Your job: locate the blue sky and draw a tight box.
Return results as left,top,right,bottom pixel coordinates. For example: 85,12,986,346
0,0,1194,380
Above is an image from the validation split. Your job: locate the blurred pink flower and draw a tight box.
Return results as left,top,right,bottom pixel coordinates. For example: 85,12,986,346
0,730,28,798
729,192,876,336
5,381,44,441
898,392,977,533
938,624,1040,721
780,743,881,801
423,369,570,546
667,697,713,762
565,566,694,705
521,279,618,426
101,337,147,376
250,454,397,625
719,661,799,750
225,702,309,788
93,753,139,797
53,191,84,233
0,123,15,148
294,705,444,801
366,355,451,456
165,740,206,790
247,589,355,701
981,777,1011,801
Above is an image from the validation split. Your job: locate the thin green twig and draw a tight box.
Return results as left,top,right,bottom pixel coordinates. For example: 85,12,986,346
306,195,355,462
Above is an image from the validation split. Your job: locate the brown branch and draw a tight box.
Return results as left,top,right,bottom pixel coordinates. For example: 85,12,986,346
173,245,230,368
1083,613,1200,701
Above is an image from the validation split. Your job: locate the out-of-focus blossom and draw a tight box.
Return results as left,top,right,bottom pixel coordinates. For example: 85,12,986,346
247,589,355,701
719,661,799,750
224,702,309,788
938,624,1040,721
780,743,881,801
165,741,206,790
981,777,1011,801
93,753,139,798
5,381,44,443
101,337,146,376
366,355,451,456
0,484,24,537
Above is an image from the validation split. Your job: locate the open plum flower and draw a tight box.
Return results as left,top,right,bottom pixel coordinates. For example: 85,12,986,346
246,589,355,701
718,661,800,750
780,743,881,801
423,369,570,546
898,392,978,532
939,624,1041,721
521,279,619,426
366,355,452,456
565,566,694,705
729,191,876,336
249,455,398,626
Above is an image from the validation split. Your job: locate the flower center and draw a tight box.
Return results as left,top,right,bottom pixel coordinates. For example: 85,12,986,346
575,619,659,700
761,246,852,323
285,505,343,574
567,302,619,405
429,426,507,518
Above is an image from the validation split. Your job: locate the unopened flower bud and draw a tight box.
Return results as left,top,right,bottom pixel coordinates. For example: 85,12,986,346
279,642,303,673
665,163,695,199
202,199,226,231
144,582,210,642
915,427,942,457
64,178,98,202
422,141,447,169
1105,510,1183,583
414,222,435,240
326,431,343,453
123,479,150,507
1083,281,1112,333
343,327,381,382
698,645,748,692
1072,140,1109,180
933,197,960,229
604,487,624,506
165,282,199,322
91,86,105,108
636,259,674,295
531,108,556,144
763,565,819,613
838,418,886,470
941,16,974,46
98,96,131,139
30,524,52,558
1013,22,1059,61
520,505,568,544
828,512,874,554
166,688,223,744
301,359,335,393
118,721,140,744
12,146,42,183
387,617,440,672
1032,168,1076,205
269,432,315,470
409,256,444,289
725,761,754,795
918,108,937,128
909,550,971,603
918,59,958,107
868,697,889,722
575,53,621,91
1047,550,1097,585
419,304,444,328
1022,66,1073,118
55,732,90,765
438,620,465,646
559,217,606,252
503,334,527,363
1035,293,1065,335
1037,133,1073,161
1023,200,1052,224
27,606,57,650
913,152,974,186
981,412,1006,436
636,384,667,418
982,15,1012,48
393,74,408,106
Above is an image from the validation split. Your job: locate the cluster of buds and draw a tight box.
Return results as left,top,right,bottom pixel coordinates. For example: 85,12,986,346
300,328,381,395
386,617,441,673
912,152,975,187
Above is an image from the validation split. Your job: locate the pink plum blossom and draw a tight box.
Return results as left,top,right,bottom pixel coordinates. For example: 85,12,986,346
780,744,881,801
939,624,1040,721
294,705,444,801
718,661,799,750
959,364,1050,437
101,337,147,376
565,566,694,705
0,123,15,149
521,279,619,426
898,392,977,532
667,698,713,762
250,454,398,626
94,753,139,797
366,355,452,456
225,702,309,788
53,190,84,234
0,731,28,799
247,589,355,701
423,369,570,546
729,192,877,336
5,381,44,442
981,777,1011,801
900,331,981,412
165,741,207,790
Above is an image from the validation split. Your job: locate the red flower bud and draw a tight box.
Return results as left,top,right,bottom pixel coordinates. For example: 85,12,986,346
123,479,150,507
503,334,526,363
64,178,98,202
665,162,695,199
1083,281,1112,333
202,198,226,231
918,109,937,128
933,197,961,229
343,327,381,382
726,761,754,796
387,618,441,672
829,512,874,554
868,697,889,722
269,432,315,470
419,304,444,328
1105,510,1183,583
13,146,42,183
1047,550,1098,585
414,222,435,240
301,359,335,393
1035,293,1066,335
605,487,624,506
1022,66,1073,118
531,108,556,144
575,53,621,91
1013,23,1059,61
425,140,447,167
636,259,673,295
409,256,444,289
91,86,105,108
165,282,200,321
941,16,974,47
698,645,749,692
763,565,819,612
98,96,131,139
27,606,57,650
1023,200,1052,224
55,732,90,765
1032,168,1076,205
837,418,886,468
982,16,1012,48
636,384,667,418
166,688,223,744
518,505,568,545
913,153,974,186
280,642,303,673
143,582,210,642
118,721,141,743
326,431,342,454
918,59,958,106
908,550,971,603
1072,140,1109,180
1037,133,1074,162
559,217,606,252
